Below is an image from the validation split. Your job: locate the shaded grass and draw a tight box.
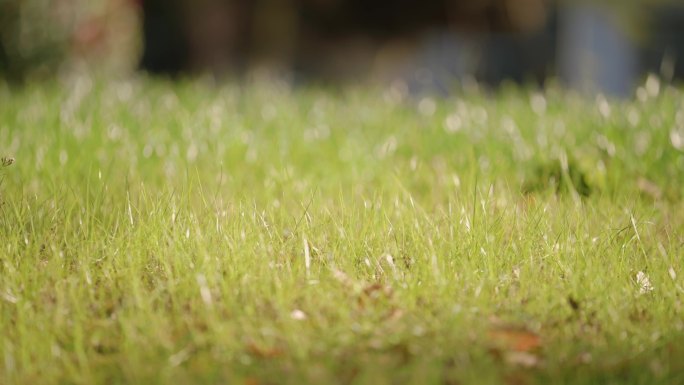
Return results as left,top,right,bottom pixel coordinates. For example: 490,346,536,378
1,78,684,384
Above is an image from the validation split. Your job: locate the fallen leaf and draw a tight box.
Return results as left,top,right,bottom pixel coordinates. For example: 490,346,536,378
488,328,541,352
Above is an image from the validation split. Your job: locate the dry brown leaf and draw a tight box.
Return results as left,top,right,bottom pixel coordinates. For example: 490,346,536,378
488,328,541,352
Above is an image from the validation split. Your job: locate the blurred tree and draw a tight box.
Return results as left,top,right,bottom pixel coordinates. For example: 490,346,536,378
0,0,140,82
0,0,69,81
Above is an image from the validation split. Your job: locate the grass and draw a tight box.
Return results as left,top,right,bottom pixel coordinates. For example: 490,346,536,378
1,77,683,385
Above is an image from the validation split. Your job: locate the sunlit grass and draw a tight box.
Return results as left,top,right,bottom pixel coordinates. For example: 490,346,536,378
1,77,683,384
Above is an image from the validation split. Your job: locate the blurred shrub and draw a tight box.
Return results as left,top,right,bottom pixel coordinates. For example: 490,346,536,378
0,0,140,82
0,0,69,80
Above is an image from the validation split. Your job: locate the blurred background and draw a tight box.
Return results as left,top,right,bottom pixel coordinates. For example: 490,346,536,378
1,0,683,95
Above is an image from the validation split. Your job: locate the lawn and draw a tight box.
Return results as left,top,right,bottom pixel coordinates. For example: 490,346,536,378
1,78,683,384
